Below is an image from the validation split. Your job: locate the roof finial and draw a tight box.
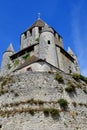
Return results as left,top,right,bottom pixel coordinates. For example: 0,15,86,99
38,12,41,20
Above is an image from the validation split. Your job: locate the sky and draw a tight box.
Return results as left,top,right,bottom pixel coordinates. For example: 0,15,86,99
0,0,87,76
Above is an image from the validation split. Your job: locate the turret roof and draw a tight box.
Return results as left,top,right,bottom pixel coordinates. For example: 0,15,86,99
24,19,45,33
67,47,75,56
6,43,14,52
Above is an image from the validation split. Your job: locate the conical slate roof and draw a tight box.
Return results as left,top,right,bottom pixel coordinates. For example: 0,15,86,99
25,19,45,32
6,43,14,52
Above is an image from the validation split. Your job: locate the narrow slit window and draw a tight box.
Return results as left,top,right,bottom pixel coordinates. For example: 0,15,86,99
30,29,32,36
48,40,50,44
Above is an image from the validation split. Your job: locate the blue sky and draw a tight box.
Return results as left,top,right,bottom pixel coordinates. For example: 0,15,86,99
0,0,87,76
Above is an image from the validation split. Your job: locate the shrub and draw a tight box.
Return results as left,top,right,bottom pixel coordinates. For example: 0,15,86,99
58,99,68,110
65,81,76,92
65,85,75,92
72,73,87,83
55,73,64,83
43,108,49,116
72,74,80,81
50,108,59,116
80,75,87,83
43,108,59,117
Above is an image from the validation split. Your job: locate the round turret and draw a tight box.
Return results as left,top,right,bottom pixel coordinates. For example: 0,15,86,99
39,24,58,68
1,44,14,75
41,23,54,33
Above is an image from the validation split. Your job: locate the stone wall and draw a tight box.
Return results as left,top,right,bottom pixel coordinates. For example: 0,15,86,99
0,72,87,130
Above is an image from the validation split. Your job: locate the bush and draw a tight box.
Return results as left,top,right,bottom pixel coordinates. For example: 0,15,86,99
55,73,64,83
65,81,76,93
80,75,87,83
50,108,59,116
43,108,49,116
72,74,80,81
58,99,68,110
43,108,59,117
72,73,87,83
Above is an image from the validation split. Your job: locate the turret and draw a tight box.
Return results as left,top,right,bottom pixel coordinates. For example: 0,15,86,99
1,43,14,76
39,24,58,68
67,47,80,74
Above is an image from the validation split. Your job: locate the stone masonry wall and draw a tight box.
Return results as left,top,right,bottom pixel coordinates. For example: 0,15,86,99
0,72,87,130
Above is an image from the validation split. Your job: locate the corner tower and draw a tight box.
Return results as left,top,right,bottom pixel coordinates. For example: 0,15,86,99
1,43,14,75
39,24,58,68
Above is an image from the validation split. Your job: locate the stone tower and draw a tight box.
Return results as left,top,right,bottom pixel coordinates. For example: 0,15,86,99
39,24,58,68
1,43,14,75
67,47,80,74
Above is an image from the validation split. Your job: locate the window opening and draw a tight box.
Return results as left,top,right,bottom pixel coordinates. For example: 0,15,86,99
48,40,50,44
39,27,42,33
30,29,32,36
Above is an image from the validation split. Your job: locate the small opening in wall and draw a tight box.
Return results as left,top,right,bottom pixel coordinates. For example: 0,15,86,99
39,27,42,33
30,29,32,36
48,40,50,44
69,66,72,73
24,32,27,39
27,67,32,71
0,125,2,128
